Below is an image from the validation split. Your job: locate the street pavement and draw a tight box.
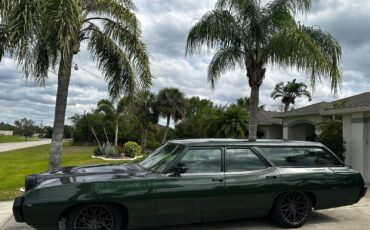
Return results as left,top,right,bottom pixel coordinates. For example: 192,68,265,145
1,192,370,230
0,201,13,230
0,139,51,153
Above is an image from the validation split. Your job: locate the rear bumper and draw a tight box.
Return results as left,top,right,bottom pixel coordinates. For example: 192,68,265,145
13,196,25,222
356,186,367,203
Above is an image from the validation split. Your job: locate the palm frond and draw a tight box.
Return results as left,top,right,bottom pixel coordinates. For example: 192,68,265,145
88,25,136,99
42,0,81,59
156,88,187,121
262,0,299,29
2,0,50,83
133,90,159,128
2,0,80,83
301,25,342,92
116,96,130,115
266,0,311,14
267,25,342,92
186,10,240,55
82,0,137,32
0,0,15,17
96,99,116,119
270,81,285,98
216,0,266,49
208,46,244,89
216,0,260,19
101,18,151,89
0,24,7,61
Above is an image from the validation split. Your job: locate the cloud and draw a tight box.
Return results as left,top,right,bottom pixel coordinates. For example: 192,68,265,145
1,0,370,126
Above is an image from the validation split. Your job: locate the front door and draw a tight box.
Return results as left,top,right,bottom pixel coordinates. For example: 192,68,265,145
154,147,225,225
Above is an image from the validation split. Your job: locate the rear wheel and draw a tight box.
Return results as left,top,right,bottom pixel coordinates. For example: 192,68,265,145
271,191,312,228
66,204,122,230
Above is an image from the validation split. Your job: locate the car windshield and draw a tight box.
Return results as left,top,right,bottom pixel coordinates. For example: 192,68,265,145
139,143,183,173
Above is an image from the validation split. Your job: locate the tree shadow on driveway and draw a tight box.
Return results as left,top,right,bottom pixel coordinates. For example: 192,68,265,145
145,212,340,230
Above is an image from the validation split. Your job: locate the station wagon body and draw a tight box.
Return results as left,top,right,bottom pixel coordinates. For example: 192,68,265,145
13,139,367,229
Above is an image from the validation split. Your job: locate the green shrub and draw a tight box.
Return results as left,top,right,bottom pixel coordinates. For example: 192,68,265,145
146,140,161,150
94,142,120,158
316,120,345,161
124,141,141,158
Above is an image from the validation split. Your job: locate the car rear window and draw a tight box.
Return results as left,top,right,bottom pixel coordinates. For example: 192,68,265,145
259,147,343,167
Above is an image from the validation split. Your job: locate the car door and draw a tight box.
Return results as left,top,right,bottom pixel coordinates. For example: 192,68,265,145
153,147,225,226
223,147,281,220
258,146,349,209
321,147,362,206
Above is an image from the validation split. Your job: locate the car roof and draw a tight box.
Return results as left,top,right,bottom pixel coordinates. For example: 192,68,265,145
167,138,325,147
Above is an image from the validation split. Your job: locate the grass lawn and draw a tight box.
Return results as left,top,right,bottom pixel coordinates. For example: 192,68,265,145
0,142,126,201
0,135,38,143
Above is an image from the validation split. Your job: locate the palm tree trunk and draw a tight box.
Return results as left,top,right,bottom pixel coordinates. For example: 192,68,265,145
248,85,260,141
48,54,73,171
103,127,109,142
141,128,148,153
284,103,289,112
161,115,170,144
115,121,118,146
91,127,101,148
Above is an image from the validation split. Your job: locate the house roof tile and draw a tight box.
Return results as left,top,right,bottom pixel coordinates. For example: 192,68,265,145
256,110,282,125
275,92,370,118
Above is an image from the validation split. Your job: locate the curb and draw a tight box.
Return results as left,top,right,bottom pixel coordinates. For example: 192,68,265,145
0,215,12,230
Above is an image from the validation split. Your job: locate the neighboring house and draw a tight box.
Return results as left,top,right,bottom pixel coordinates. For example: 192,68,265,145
256,110,283,139
0,130,13,135
274,92,370,183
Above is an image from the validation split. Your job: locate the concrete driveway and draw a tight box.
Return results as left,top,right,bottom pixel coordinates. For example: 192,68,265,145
0,139,51,153
1,192,369,230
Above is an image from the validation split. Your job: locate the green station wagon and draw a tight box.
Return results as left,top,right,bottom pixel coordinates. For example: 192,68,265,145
13,139,367,230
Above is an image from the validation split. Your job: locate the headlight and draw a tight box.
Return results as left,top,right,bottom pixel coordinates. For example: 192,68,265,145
25,175,38,191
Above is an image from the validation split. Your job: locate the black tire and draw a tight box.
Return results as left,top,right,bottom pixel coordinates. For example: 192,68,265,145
65,204,122,230
271,191,312,228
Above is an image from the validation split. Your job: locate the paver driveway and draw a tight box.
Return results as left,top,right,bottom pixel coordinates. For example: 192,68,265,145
1,192,369,230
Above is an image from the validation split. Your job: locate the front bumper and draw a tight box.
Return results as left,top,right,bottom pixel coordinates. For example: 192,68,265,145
13,196,25,222
356,186,367,203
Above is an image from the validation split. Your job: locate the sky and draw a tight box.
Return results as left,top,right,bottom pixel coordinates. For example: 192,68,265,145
1,0,370,126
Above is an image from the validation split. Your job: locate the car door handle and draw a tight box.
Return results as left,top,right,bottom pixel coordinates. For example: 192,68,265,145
266,175,278,179
211,178,224,182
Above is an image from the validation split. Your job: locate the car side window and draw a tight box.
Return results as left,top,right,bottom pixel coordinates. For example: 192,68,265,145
179,149,222,173
227,148,267,172
260,147,343,167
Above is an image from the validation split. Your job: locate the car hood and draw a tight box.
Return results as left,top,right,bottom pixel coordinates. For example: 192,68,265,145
49,163,149,175
25,163,156,191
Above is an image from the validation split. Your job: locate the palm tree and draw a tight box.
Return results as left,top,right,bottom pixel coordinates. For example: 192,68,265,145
186,0,341,141
133,91,159,152
235,97,265,111
271,79,312,112
156,88,187,144
0,0,151,170
205,105,248,138
96,97,130,146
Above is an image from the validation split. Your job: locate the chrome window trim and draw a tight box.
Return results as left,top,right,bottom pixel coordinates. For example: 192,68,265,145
224,167,274,176
179,172,225,177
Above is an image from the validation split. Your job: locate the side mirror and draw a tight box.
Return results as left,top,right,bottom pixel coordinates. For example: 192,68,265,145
176,163,188,174
170,163,187,177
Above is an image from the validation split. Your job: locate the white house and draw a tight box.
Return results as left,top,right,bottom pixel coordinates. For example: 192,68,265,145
0,130,13,135
269,92,370,183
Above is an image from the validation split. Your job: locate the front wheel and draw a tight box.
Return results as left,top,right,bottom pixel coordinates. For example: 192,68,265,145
271,191,312,228
66,204,122,230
